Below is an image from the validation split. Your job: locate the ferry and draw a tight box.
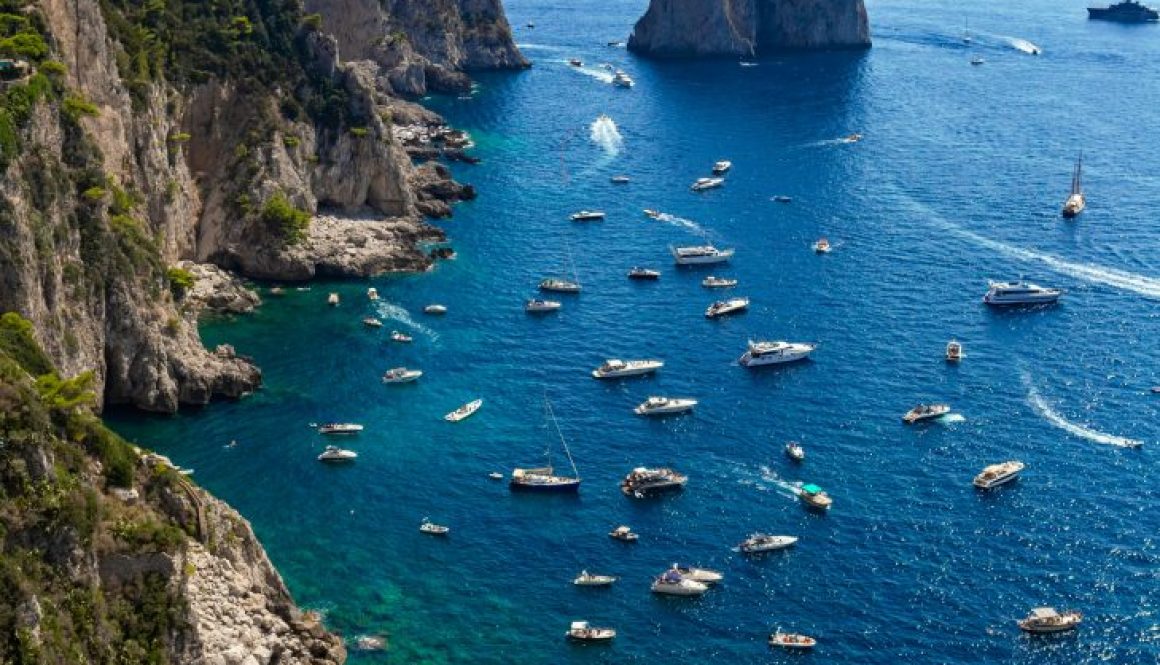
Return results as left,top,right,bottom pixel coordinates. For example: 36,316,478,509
317,445,357,462
973,460,1025,489
566,621,616,642
317,423,364,435
634,396,697,416
739,340,816,367
592,359,663,379
672,245,734,265
902,403,951,423
1017,607,1082,633
737,533,798,554
712,160,732,175
627,267,661,280
1062,153,1085,218
705,297,749,319
621,467,687,497
690,177,724,192
983,281,1062,306
570,210,606,222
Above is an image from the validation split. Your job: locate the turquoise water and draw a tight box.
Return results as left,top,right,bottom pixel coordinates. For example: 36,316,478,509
108,0,1160,662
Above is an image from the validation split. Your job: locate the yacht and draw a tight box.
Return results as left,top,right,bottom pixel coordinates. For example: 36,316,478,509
573,571,617,587
650,570,709,596
390,331,413,343
1017,607,1083,633
690,177,724,192
609,525,639,542
769,631,817,650
621,467,688,497
317,423,363,435
634,397,697,416
946,339,963,362
510,401,582,493
1088,0,1159,22
423,304,447,315
785,441,805,462
672,245,734,265
611,175,631,184
444,399,483,423
367,287,379,301
738,533,798,554
739,341,816,367
566,621,616,642
628,267,660,280
705,297,750,319
813,237,832,253
526,299,562,313
611,70,634,88
592,359,664,379
539,278,581,293
672,565,723,585
902,403,951,423
327,292,340,306
1062,153,1085,218
419,518,449,536
317,445,357,462
983,281,1063,306
702,276,737,288
382,367,422,384
973,460,1025,489
799,484,833,510
362,317,383,328
570,210,606,222
712,160,732,175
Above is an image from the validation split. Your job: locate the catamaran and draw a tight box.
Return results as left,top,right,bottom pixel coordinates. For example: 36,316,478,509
509,401,581,493
1062,153,1085,218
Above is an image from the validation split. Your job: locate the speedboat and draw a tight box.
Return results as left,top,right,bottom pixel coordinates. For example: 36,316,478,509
643,208,661,219
983,281,1063,306
488,471,503,480
946,339,964,362
672,245,734,265
739,341,816,367
1017,607,1082,634
423,304,447,315
772,195,793,203
327,292,340,306
785,441,805,462
317,445,357,462
712,160,732,175
672,565,723,585
568,58,582,66
769,631,817,650
526,299,562,313
609,525,639,542
382,367,422,384
573,571,617,587
611,71,634,88
318,423,364,435
738,533,798,554
973,460,1025,489
705,297,749,319
690,177,724,192
444,399,483,423
634,396,697,416
702,276,737,288
739,60,758,67
813,238,832,253
611,175,631,184
621,467,687,497
419,518,449,536
592,359,663,379
362,317,383,328
650,570,708,596
390,330,413,343
843,133,863,143
570,210,605,222
367,287,380,300
799,484,833,510
566,621,616,642
628,267,660,280
539,278,581,293
902,403,951,423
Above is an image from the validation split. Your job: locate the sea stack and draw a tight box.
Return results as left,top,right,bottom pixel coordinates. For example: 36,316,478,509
627,0,871,58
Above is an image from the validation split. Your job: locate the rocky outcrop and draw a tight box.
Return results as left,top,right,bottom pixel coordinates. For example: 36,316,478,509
178,262,262,315
627,0,871,57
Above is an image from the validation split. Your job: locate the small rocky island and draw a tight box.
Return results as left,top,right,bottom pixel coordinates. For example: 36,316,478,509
627,0,871,58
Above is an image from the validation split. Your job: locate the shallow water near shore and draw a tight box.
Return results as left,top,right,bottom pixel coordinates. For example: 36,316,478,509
108,0,1160,662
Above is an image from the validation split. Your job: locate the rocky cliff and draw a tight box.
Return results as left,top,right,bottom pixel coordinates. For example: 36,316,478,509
627,0,870,57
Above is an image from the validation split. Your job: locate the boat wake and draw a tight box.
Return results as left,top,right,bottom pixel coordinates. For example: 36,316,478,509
757,466,804,501
940,413,967,424
1004,37,1042,55
571,63,615,84
1024,375,1143,448
589,115,623,156
374,301,439,341
514,42,567,53
650,211,706,235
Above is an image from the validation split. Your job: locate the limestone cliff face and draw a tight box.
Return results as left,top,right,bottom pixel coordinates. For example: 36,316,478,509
628,0,870,57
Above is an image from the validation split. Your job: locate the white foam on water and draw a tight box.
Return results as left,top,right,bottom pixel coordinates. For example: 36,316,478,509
374,301,439,342
514,43,567,53
1005,37,1042,55
652,212,706,235
758,465,805,501
572,64,615,84
940,413,967,424
1024,374,1143,448
589,115,623,156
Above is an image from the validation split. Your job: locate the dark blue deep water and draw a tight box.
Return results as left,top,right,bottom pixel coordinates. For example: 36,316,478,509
108,0,1160,662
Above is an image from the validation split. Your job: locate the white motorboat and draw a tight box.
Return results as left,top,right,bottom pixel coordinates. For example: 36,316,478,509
970,55,985,65
419,518,449,536
424,304,447,315
592,359,663,379
318,423,364,435
902,403,951,423
772,195,793,203
573,571,617,586
1018,607,1082,634
739,341,816,367
769,631,817,650
634,396,697,416
712,160,732,175
737,533,798,554
566,621,616,642
621,467,687,497
390,330,413,343
611,175,631,184
526,299,561,313
983,281,1062,306
650,570,709,596
362,317,383,328
611,70,634,88
690,177,724,192
643,208,661,219
367,287,380,301
539,278,581,293
327,292,340,306
705,297,749,319
973,460,1025,489
609,525,639,542
488,471,504,480
799,484,833,510
785,441,805,462
672,565,723,585
444,399,483,422
567,58,582,66
318,445,357,462
813,237,832,253
628,267,660,280
672,245,734,265
570,210,606,222
946,339,964,362
382,367,422,384
701,275,737,288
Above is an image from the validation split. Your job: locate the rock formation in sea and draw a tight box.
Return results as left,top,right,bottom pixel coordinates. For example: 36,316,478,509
627,0,871,57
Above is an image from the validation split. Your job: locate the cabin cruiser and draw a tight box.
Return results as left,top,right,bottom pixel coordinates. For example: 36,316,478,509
738,533,798,554
705,297,749,319
690,177,724,192
568,58,582,66
609,525,639,542
983,281,1062,306
785,441,805,462
799,484,833,510
367,287,379,300
570,210,605,222
739,341,816,367
539,278,581,293
423,304,447,315
650,570,708,596
634,396,697,416
672,565,723,585
702,276,737,288
611,175,631,184
362,317,383,328
444,399,483,422
419,518,449,535
813,237,832,253
390,331,413,343
1017,607,1082,633
946,339,963,362
611,70,634,88
317,445,357,462
382,367,422,384
573,571,617,586
566,621,616,642
318,423,363,435
592,359,663,379
525,299,562,313
769,631,817,650
628,267,660,280
902,403,951,423
712,160,732,175
672,245,734,265
327,292,340,306
621,467,688,497
973,460,1025,489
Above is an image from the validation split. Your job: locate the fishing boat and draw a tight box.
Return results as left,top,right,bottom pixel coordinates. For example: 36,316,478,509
785,441,805,462
1017,607,1082,634
902,403,951,423
317,445,357,462
573,571,617,586
702,276,737,288
672,565,723,585
566,621,616,642
362,317,383,328
813,237,832,253
672,245,734,265
390,331,413,343
423,304,447,315
983,281,1063,306
705,297,749,319
611,71,634,88
611,175,631,184
946,339,964,362
327,292,340,306
382,367,422,384
621,467,687,497
444,399,483,423
318,423,364,435
799,484,833,510
769,631,817,650
973,460,1025,489
738,533,798,554
510,401,581,493
634,396,697,416
609,525,638,542
650,569,709,596
739,341,816,367
1062,153,1085,218
592,359,663,379
367,287,379,301
570,210,605,222
628,267,660,280
690,177,724,192
712,160,732,175
525,299,562,313
419,518,449,536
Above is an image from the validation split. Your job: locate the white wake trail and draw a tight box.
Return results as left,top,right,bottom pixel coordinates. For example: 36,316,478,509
1024,374,1143,448
1005,37,1041,55
652,212,706,235
572,64,614,84
589,115,623,156
374,301,439,342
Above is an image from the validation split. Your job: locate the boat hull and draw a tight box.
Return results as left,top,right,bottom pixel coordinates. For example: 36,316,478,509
1088,7,1159,21
983,293,1061,306
674,252,733,266
739,349,812,366
509,479,581,493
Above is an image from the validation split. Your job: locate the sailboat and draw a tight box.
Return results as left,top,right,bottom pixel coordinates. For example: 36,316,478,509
962,18,972,44
509,401,581,493
1061,153,1085,219
540,249,582,293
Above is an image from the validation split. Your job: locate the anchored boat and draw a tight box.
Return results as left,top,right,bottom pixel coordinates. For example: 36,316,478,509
510,401,581,493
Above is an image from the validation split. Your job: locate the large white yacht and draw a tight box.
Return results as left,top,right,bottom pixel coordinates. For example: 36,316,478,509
634,396,697,416
983,281,1063,306
705,297,749,319
738,341,816,367
591,359,663,379
672,245,734,265
973,460,1025,489
690,177,724,192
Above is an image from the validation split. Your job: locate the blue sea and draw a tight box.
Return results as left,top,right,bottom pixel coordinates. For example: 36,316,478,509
107,0,1160,662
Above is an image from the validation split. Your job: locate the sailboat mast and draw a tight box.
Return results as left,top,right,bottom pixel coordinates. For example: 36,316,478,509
545,400,579,478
